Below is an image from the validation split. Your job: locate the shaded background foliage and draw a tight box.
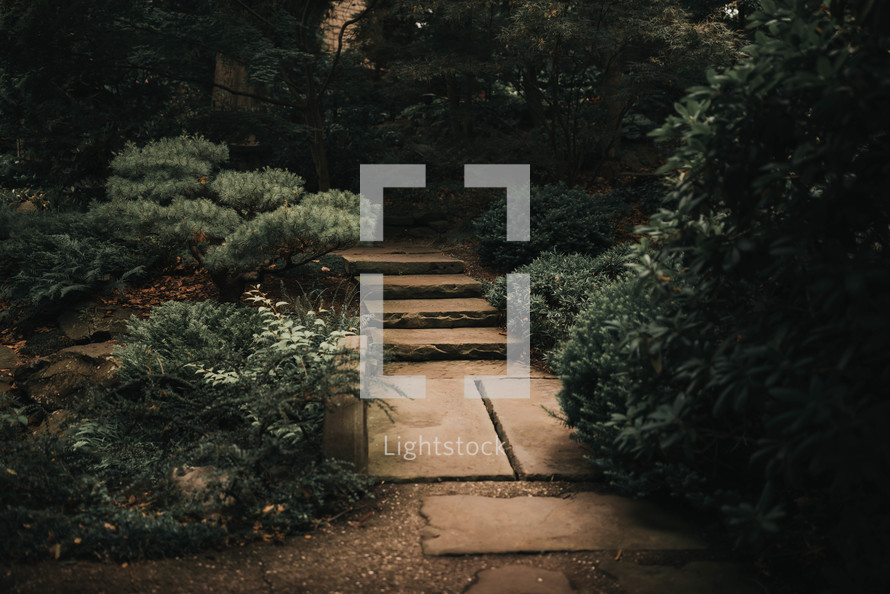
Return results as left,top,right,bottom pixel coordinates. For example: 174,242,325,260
554,1,890,590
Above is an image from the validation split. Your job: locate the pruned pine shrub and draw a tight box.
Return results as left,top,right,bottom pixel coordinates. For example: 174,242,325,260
472,184,626,270
95,135,360,300
484,244,635,351
1,292,367,561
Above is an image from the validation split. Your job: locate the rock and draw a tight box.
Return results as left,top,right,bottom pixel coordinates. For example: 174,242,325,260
15,200,38,214
367,378,513,481
487,379,597,480
33,409,73,437
377,274,483,300
340,251,465,275
170,466,235,515
20,330,75,357
16,342,120,410
0,345,18,370
466,566,575,594
58,301,137,342
0,346,17,392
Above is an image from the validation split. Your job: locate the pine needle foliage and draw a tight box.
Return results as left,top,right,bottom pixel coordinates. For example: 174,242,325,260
95,135,361,300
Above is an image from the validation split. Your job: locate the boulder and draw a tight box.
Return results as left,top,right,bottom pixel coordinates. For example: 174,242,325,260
170,466,235,517
15,342,120,410
0,345,18,370
15,200,38,214
0,346,17,393
58,301,138,342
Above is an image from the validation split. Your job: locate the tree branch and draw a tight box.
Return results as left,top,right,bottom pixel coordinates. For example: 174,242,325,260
320,0,380,96
116,63,299,109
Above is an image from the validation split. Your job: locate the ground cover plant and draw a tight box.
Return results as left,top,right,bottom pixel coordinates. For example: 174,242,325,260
0,289,367,561
472,184,627,270
0,204,155,322
484,245,636,352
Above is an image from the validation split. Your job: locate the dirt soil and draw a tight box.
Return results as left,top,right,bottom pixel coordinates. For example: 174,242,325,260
0,480,731,594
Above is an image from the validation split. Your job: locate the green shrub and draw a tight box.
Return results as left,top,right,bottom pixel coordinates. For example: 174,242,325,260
93,135,361,300
553,275,714,502
0,209,154,321
557,1,890,590
472,184,625,270
1,292,368,561
484,245,636,351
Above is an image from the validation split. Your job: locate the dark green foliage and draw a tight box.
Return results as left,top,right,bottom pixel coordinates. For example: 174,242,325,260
485,245,635,351
0,210,154,321
473,184,626,270
93,135,360,300
556,1,890,590
1,293,368,561
0,0,205,205
605,179,671,216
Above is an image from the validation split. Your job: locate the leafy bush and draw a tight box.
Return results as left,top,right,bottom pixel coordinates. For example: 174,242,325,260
93,135,361,300
557,1,890,590
0,209,153,321
484,245,636,351
472,184,626,270
1,292,368,561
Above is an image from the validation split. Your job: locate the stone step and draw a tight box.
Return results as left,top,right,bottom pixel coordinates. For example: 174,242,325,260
342,252,465,275
385,328,506,360
376,274,484,299
338,243,441,256
384,298,499,329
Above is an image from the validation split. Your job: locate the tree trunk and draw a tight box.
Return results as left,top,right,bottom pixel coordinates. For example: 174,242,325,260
521,63,547,129
598,52,626,160
305,92,331,192
301,60,332,192
445,73,462,138
211,270,260,303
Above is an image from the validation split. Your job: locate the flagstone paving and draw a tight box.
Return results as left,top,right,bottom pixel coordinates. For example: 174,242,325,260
367,377,514,480
336,241,756,592
420,493,707,556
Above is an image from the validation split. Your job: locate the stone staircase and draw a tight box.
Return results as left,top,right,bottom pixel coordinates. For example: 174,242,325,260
338,244,505,361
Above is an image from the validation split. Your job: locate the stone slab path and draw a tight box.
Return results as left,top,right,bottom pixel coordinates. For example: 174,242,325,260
331,242,759,592
367,376,514,480
420,493,707,555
